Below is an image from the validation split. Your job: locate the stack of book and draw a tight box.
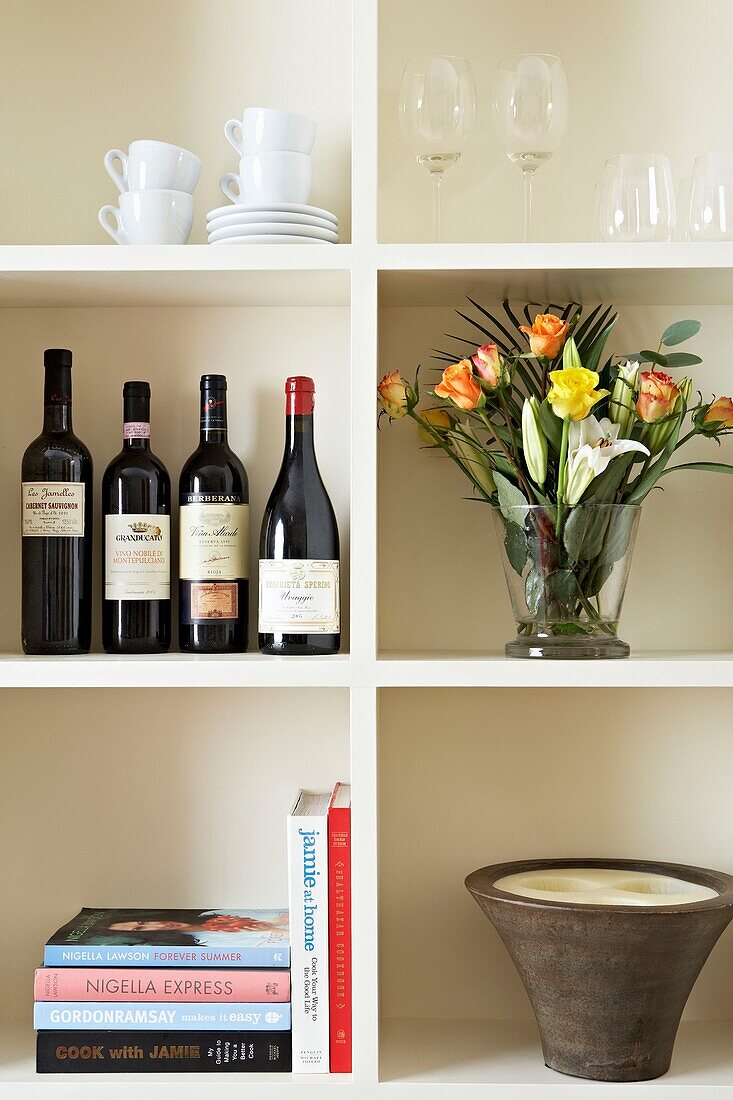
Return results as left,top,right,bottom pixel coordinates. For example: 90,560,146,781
288,782,352,1074
34,908,292,1074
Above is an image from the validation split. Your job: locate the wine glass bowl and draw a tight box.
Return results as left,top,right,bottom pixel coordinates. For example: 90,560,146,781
398,55,477,241
493,53,568,242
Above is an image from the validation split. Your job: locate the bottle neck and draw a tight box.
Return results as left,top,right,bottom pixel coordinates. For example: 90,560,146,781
200,388,228,445
123,393,150,451
43,365,72,433
284,402,317,467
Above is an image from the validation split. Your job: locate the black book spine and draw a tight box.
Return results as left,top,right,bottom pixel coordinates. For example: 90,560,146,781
36,1031,292,1073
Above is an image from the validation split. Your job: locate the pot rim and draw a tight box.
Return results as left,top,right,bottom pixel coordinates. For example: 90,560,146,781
491,503,642,512
465,857,733,914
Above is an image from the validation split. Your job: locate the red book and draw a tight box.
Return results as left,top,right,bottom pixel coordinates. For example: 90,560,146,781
34,968,289,1002
328,782,352,1072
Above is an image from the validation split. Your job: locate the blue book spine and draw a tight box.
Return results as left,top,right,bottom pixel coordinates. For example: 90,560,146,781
43,945,290,968
34,1002,292,1032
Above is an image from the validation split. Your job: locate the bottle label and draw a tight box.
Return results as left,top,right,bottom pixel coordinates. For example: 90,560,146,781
22,482,85,537
179,497,249,581
104,514,170,601
190,581,238,620
123,422,151,439
258,559,340,634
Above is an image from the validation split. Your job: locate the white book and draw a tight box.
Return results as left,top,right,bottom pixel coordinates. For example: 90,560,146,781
287,789,331,1073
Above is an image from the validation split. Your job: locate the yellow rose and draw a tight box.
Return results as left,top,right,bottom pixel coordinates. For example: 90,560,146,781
547,367,609,422
377,371,410,418
417,407,452,445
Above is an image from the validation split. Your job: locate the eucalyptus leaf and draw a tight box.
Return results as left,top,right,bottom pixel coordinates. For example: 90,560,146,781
596,509,638,565
504,521,528,576
563,507,609,561
639,350,669,367
661,319,701,346
525,567,544,615
494,472,529,521
553,621,595,636
663,352,702,368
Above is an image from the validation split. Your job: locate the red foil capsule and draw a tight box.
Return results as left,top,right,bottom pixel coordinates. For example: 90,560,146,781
286,375,315,415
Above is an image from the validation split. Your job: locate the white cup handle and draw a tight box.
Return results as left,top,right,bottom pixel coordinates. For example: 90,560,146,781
224,119,244,156
98,204,126,244
104,149,128,194
220,173,243,203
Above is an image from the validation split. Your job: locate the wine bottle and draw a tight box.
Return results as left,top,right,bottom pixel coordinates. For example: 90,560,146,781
102,381,171,654
179,375,249,653
21,349,93,655
259,377,340,655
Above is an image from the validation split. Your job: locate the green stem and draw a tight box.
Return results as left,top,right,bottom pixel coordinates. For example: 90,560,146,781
555,417,571,533
479,409,535,502
674,429,697,451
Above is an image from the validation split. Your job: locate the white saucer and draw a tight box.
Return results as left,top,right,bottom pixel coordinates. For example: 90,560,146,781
208,221,339,243
206,201,338,225
207,209,338,233
210,235,336,245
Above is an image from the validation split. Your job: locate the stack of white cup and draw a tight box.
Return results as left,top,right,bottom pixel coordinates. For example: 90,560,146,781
99,140,201,244
208,107,339,244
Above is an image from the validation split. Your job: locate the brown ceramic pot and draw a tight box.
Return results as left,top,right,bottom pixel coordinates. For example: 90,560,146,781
465,858,733,1082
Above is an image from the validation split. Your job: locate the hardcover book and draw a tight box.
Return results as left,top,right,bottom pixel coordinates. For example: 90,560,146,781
43,908,290,968
328,782,352,1072
287,790,330,1073
34,1002,292,1032
36,1030,291,1073
34,968,289,1002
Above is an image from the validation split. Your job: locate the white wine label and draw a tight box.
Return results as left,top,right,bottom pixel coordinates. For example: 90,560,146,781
258,559,340,634
22,482,85,537
190,581,238,620
105,514,170,601
179,503,249,581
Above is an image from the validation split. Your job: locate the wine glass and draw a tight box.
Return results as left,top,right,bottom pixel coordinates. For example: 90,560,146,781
493,54,568,243
398,56,477,242
598,155,675,242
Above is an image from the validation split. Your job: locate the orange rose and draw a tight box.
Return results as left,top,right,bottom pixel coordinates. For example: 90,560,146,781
703,396,733,428
377,371,410,418
434,360,483,411
519,313,570,360
635,370,681,423
471,343,506,389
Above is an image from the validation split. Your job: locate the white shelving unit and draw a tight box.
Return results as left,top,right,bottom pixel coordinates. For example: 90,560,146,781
2,0,733,1095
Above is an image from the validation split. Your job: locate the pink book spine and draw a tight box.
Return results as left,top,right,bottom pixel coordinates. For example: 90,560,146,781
34,968,290,1003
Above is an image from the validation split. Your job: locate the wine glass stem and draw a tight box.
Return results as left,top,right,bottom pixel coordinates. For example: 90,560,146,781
431,172,443,242
522,168,535,244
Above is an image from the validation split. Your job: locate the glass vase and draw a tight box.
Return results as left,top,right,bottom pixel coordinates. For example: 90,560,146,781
493,503,641,659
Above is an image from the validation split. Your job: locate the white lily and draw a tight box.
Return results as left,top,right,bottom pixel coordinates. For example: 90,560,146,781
564,415,650,506
609,359,640,437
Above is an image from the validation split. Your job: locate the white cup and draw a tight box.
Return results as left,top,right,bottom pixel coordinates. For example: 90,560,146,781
98,189,194,244
104,140,201,195
220,152,312,205
224,108,317,157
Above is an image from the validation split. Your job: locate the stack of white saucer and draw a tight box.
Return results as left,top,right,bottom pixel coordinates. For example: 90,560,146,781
208,107,339,244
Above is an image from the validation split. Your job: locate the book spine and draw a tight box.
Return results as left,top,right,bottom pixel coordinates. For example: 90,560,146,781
34,968,290,1002
36,1030,291,1073
34,1003,291,1032
43,944,290,968
288,811,330,1072
328,800,352,1072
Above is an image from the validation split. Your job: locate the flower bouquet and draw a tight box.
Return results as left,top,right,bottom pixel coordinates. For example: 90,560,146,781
378,301,733,658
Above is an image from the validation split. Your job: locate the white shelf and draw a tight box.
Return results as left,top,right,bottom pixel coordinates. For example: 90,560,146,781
0,1024,350,1096
0,652,352,689
377,242,733,305
376,652,733,688
379,1019,733,1095
0,245,351,306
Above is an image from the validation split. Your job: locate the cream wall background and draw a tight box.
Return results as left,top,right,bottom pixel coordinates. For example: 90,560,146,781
2,305,350,651
379,687,733,1021
0,687,349,1021
0,0,351,243
379,0,733,242
378,302,733,653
